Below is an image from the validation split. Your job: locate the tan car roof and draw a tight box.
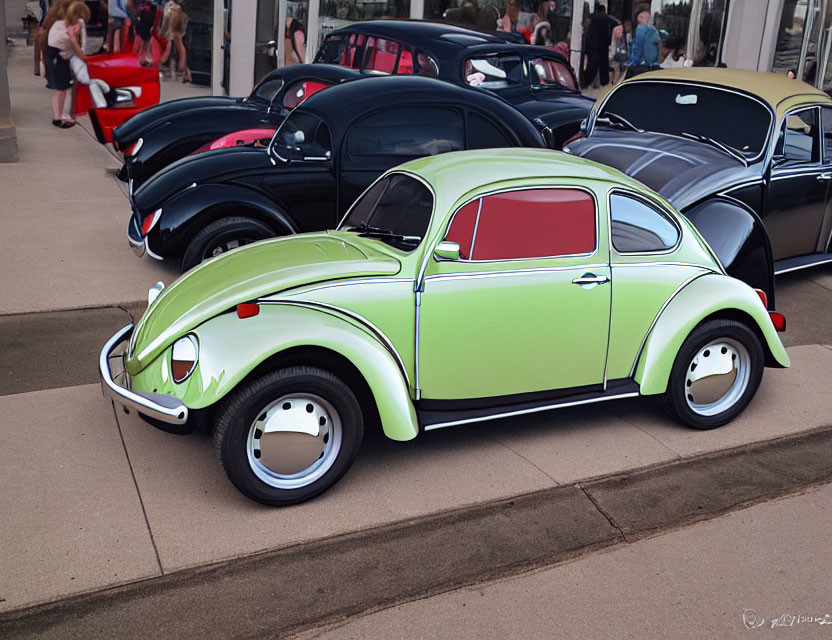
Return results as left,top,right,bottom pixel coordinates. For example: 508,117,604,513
620,68,832,118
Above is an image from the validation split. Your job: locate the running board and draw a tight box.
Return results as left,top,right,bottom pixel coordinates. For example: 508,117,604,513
775,253,832,275
420,380,640,431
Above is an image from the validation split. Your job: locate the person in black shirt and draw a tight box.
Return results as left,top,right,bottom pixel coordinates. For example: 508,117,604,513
581,2,619,88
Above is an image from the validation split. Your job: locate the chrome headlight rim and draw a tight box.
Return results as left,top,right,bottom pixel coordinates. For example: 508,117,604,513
171,334,199,384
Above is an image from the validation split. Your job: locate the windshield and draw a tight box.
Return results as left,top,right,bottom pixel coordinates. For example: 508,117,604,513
250,77,284,103
340,174,433,252
270,111,332,162
597,83,772,159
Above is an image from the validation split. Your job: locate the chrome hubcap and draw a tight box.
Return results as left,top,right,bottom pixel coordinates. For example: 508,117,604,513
685,338,750,416
246,393,342,489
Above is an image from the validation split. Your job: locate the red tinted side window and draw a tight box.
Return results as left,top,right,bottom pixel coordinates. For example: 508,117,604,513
445,200,479,259
472,189,595,260
363,37,400,74
397,49,414,74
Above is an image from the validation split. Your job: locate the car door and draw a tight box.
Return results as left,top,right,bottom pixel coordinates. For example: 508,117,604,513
73,53,161,144
339,105,465,216
766,106,830,259
417,186,611,401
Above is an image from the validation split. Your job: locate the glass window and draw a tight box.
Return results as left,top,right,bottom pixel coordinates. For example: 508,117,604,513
463,55,524,89
780,109,819,163
361,37,401,74
272,111,332,162
340,174,433,252
599,83,771,159
822,108,832,163
347,107,464,157
416,51,439,77
317,0,410,44
445,199,479,259
464,189,596,260
250,77,284,103
281,80,333,110
772,0,824,81
529,57,576,91
467,112,514,149
610,194,679,253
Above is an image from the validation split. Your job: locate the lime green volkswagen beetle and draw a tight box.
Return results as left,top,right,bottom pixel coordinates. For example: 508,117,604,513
100,149,789,506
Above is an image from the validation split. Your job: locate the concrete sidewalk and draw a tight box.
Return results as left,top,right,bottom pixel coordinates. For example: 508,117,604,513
299,481,832,640
0,44,205,316
1,344,830,613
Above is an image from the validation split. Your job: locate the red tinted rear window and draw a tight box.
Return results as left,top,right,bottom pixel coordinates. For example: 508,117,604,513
471,189,595,260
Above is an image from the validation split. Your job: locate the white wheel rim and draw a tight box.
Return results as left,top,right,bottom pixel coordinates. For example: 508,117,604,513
684,338,751,417
246,393,342,490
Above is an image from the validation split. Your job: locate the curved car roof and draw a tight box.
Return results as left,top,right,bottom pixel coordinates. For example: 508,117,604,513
397,148,656,210
620,68,831,118
325,20,570,66
257,63,363,87
296,75,544,146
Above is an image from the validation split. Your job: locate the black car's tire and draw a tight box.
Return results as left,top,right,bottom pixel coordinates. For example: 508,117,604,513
661,319,764,430
181,216,276,272
213,367,364,506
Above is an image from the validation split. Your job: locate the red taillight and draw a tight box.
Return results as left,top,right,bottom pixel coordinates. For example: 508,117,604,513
754,289,768,308
141,208,162,236
237,303,260,319
769,311,786,332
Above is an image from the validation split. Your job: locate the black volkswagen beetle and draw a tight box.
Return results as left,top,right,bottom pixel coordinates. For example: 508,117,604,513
113,64,361,188
128,75,544,271
314,20,593,148
567,68,832,307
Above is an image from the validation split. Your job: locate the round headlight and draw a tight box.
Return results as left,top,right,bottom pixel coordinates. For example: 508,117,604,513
171,335,199,384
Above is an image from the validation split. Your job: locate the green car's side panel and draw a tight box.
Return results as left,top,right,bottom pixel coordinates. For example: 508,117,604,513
129,304,420,441
127,234,402,375
280,278,418,391
635,274,790,395
418,258,611,400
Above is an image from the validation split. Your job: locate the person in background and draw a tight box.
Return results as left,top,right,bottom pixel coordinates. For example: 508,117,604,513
284,17,306,65
36,0,72,76
609,24,627,84
46,0,89,128
497,0,519,34
134,1,158,66
582,2,620,89
627,7,660,77
105,0,134,53
660,35,685,68
160,0,191,81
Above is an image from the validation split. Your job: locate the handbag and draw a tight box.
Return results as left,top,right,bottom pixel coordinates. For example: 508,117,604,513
611,36,628,63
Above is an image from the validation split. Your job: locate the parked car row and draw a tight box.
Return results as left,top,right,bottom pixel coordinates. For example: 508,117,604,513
95,20,825,507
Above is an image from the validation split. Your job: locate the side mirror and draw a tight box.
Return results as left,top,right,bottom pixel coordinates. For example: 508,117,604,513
434,241,461,261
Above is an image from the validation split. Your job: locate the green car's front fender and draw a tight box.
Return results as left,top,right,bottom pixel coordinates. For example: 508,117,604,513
635,274,790,395
130,304,419,442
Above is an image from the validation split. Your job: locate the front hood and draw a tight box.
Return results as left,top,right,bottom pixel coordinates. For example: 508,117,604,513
568,128,760,210
127,233,402,373
133,147,272,213
113,96,242,145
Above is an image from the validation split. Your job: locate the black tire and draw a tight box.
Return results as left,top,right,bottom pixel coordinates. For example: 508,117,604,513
213,366,364,506
180,216,277,272
661,319,764,430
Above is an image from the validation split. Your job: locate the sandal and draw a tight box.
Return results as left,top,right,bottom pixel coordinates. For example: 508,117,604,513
51,119,62,127
59,120,76,129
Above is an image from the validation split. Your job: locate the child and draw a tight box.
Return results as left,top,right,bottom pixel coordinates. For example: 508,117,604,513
159,1,191,82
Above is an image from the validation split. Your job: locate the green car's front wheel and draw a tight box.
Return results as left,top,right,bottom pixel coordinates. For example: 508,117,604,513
662,319,764,430
214,367,364,506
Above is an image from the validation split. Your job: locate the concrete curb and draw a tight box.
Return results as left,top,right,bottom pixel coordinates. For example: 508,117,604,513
2,424,831,639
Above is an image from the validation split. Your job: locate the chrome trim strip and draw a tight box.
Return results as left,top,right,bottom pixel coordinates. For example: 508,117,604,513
717,179,765,196
770,168,828,181
469,197,483,258
775,255,832,274
628,272,711,378
414,290,421,400
256,300,411,387
99,325,189,425
611,261,715,271
423,392,640,430
270,278,414,298
423,263,609,283
145,238,164,261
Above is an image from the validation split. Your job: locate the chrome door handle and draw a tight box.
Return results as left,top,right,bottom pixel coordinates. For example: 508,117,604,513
817,172,832,181
572,273,610,288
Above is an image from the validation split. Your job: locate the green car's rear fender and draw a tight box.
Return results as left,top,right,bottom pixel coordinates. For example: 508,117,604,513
635,274,790,395
130,304,419,442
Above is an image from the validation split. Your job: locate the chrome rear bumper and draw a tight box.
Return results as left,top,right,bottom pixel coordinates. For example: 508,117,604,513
99,324,189,425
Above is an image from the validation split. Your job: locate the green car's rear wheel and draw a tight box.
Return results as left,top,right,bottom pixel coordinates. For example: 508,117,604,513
214,366,364,506
662,319,763,430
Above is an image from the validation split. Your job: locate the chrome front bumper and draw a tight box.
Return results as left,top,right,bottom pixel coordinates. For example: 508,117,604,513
99,324,189,425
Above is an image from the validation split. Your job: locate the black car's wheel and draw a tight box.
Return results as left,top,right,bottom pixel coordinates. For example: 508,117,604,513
181,216,276,272
213,367,364,506
661,319,764,430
